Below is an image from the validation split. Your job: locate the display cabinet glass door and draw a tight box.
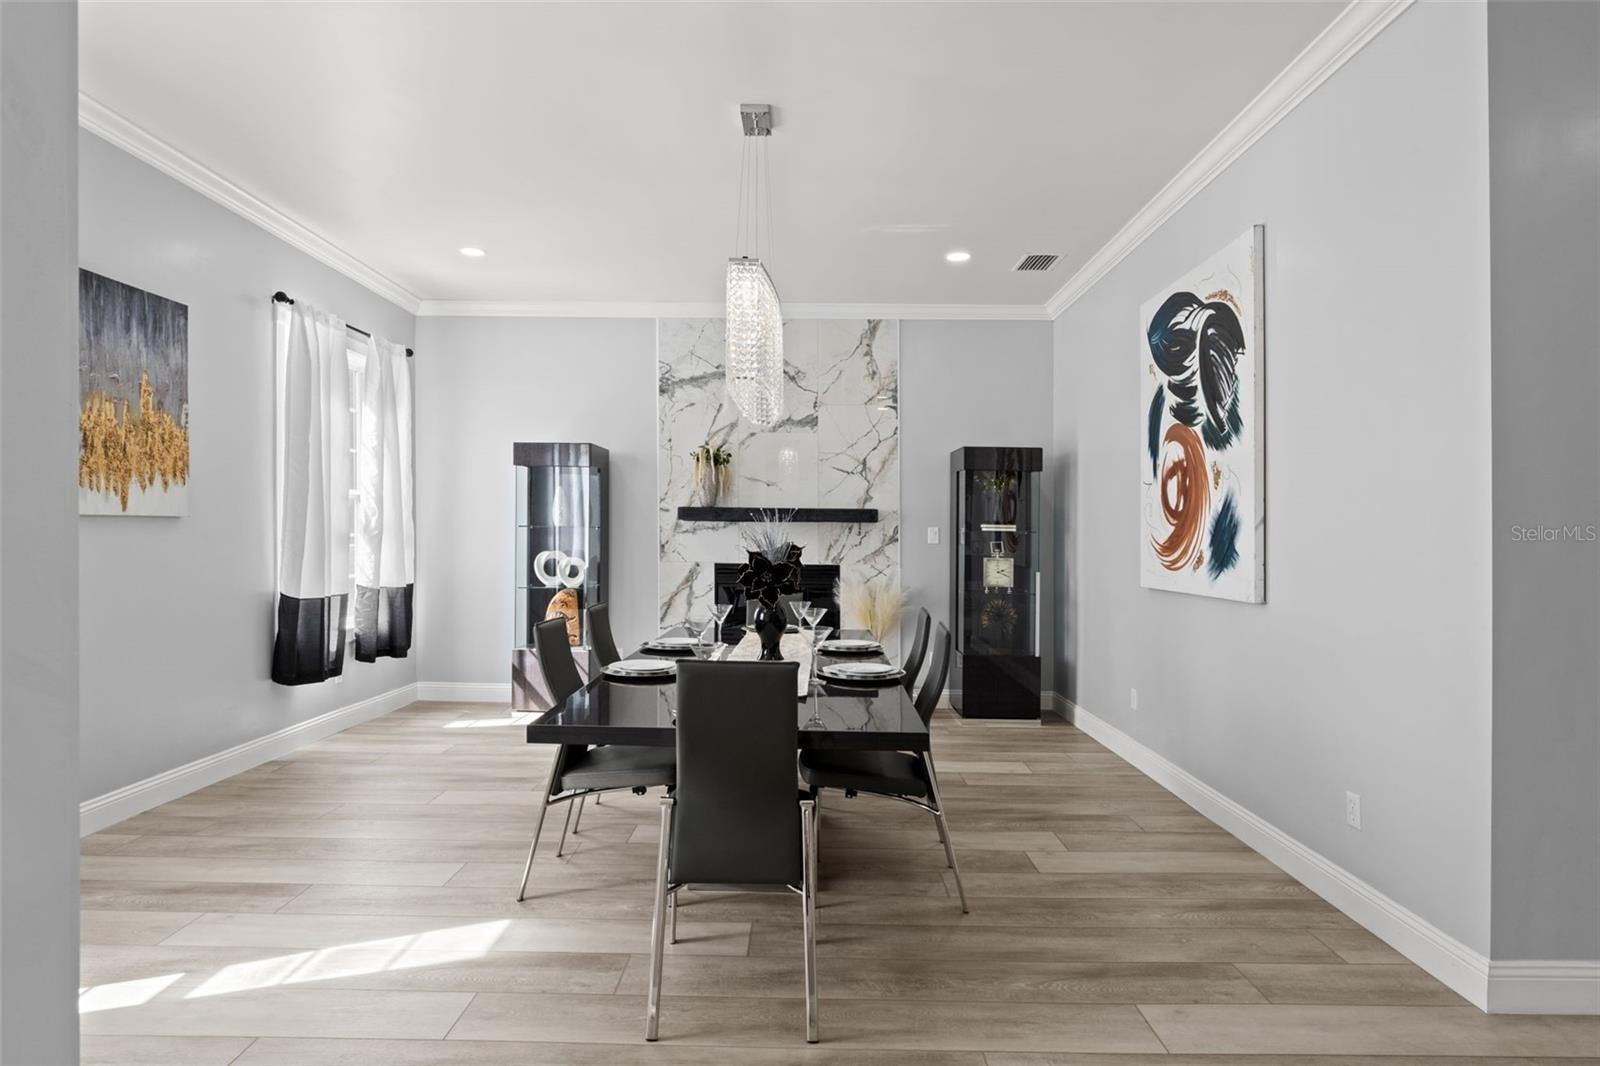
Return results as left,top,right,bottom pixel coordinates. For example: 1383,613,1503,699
956,469,1040,657
514,462,603,648
951,448,1043,719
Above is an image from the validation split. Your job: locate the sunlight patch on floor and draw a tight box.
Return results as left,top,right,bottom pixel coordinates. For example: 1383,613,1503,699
185,920,513,999
79,973,184,1013
445,713,535,729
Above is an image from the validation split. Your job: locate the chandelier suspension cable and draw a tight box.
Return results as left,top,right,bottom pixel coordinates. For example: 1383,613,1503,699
748,135,759,259
725,103,784,431
761,135,774,270
733,135,749,258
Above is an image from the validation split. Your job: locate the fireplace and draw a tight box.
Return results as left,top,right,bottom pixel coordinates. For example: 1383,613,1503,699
713,562,840,640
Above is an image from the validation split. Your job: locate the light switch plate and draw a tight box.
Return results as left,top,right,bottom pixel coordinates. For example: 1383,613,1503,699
927,526,940,545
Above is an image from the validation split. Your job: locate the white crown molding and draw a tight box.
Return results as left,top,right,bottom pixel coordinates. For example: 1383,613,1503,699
78,92,423,315
81,1,1410,326
417,300,1052,321
1043,0,1414,319
80,682,419,836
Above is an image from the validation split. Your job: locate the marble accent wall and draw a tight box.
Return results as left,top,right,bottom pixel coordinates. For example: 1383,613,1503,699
657,318,900,650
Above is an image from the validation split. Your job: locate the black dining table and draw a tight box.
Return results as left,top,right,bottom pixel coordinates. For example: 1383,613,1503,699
525,626,928,753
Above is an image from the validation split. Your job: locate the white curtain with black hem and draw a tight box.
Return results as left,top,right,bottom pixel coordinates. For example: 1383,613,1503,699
273,300,352,685
353,333,415,662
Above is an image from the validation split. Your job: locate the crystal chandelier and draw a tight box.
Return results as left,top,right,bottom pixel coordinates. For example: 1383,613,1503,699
726,104,783,430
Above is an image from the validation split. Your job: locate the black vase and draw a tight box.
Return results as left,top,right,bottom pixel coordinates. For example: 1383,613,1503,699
750,599,787,661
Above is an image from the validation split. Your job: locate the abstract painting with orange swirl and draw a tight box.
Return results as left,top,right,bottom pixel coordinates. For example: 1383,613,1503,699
1140,227,1264,603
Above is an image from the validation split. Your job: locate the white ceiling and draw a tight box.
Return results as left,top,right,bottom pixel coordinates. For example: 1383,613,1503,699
80,1,1343,311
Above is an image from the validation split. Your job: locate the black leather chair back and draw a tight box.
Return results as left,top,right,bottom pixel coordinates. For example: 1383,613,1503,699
901,608,931,694
671,660,802,886
913,623,951,728
586,604,622,667
534,616,583,705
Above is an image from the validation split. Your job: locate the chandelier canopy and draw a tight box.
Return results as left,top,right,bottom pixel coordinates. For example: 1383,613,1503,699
726,104,783,430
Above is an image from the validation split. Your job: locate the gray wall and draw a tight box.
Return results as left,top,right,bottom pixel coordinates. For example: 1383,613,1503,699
414,316,1053,687
1052,1,1495,952
78,132,417,800
1487,0,1600,965
900,320,1055,691
0,2,80,1059
413,317,660,685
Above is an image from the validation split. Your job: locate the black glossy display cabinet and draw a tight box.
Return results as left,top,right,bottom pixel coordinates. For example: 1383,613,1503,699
950,447,1043,719
513,441,608,651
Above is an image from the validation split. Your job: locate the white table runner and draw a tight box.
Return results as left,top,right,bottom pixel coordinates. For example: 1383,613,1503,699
725,631,816,696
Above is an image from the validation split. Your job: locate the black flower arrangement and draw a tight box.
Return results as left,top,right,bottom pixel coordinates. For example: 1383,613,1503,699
735,509,803,607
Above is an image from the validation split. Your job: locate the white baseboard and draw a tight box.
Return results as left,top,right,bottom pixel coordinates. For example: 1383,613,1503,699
80,682,419,836
415,681,511,703
1061,699,1490,1006
1061,698,1598,1015
1489,961,1600,1014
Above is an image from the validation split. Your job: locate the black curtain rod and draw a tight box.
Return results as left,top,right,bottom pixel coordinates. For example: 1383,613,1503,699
273,291,414,357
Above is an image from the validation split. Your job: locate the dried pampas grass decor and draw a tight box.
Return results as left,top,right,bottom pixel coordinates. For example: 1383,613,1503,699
836,574,908,642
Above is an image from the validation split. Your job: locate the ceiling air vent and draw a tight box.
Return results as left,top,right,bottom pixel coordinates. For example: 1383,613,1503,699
1013,254,1060,272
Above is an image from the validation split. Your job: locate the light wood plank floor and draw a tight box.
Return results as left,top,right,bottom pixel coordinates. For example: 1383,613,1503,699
80,702,1599,1065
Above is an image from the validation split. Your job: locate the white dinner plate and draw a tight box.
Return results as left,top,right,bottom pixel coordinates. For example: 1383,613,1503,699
605,659,676,678
820,662,902,682
646,636,698,648
818,638,881,653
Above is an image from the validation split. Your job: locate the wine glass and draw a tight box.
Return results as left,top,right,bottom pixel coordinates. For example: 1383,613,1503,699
692,616,721,659
787,598,811,628
710,600,733,642
801,604,829,691
807,623,833,694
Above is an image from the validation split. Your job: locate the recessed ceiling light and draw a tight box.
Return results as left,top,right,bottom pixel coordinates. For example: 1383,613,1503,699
459,247,486,258
945,250,971,263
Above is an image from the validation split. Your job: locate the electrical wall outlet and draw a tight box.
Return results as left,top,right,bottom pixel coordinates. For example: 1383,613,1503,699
1129,688,1138,711
1345,791,1362,829
927,526,940,545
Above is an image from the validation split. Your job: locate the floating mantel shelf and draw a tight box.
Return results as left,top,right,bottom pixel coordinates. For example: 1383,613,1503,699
677,506,880,524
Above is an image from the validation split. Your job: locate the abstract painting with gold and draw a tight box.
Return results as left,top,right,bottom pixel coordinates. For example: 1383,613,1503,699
1139,227,1264,602
79,269,189,516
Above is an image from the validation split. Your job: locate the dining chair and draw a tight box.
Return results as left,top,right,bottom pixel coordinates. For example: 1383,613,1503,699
797,622,966,912
586,603,622,667
516,617,676,902
645,660,818,1043
900,607,931,694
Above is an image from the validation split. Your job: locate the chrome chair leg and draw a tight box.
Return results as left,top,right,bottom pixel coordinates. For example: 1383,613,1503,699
923,753,968,913
516,781,558,902
800,798,819,1043
645,796,674,1042
932,802,951,853
571,793,586,835
556,796,577,857
668,887,678,944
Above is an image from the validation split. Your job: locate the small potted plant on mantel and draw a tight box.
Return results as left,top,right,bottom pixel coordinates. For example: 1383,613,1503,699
690,440,733,506
735,509,802,661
